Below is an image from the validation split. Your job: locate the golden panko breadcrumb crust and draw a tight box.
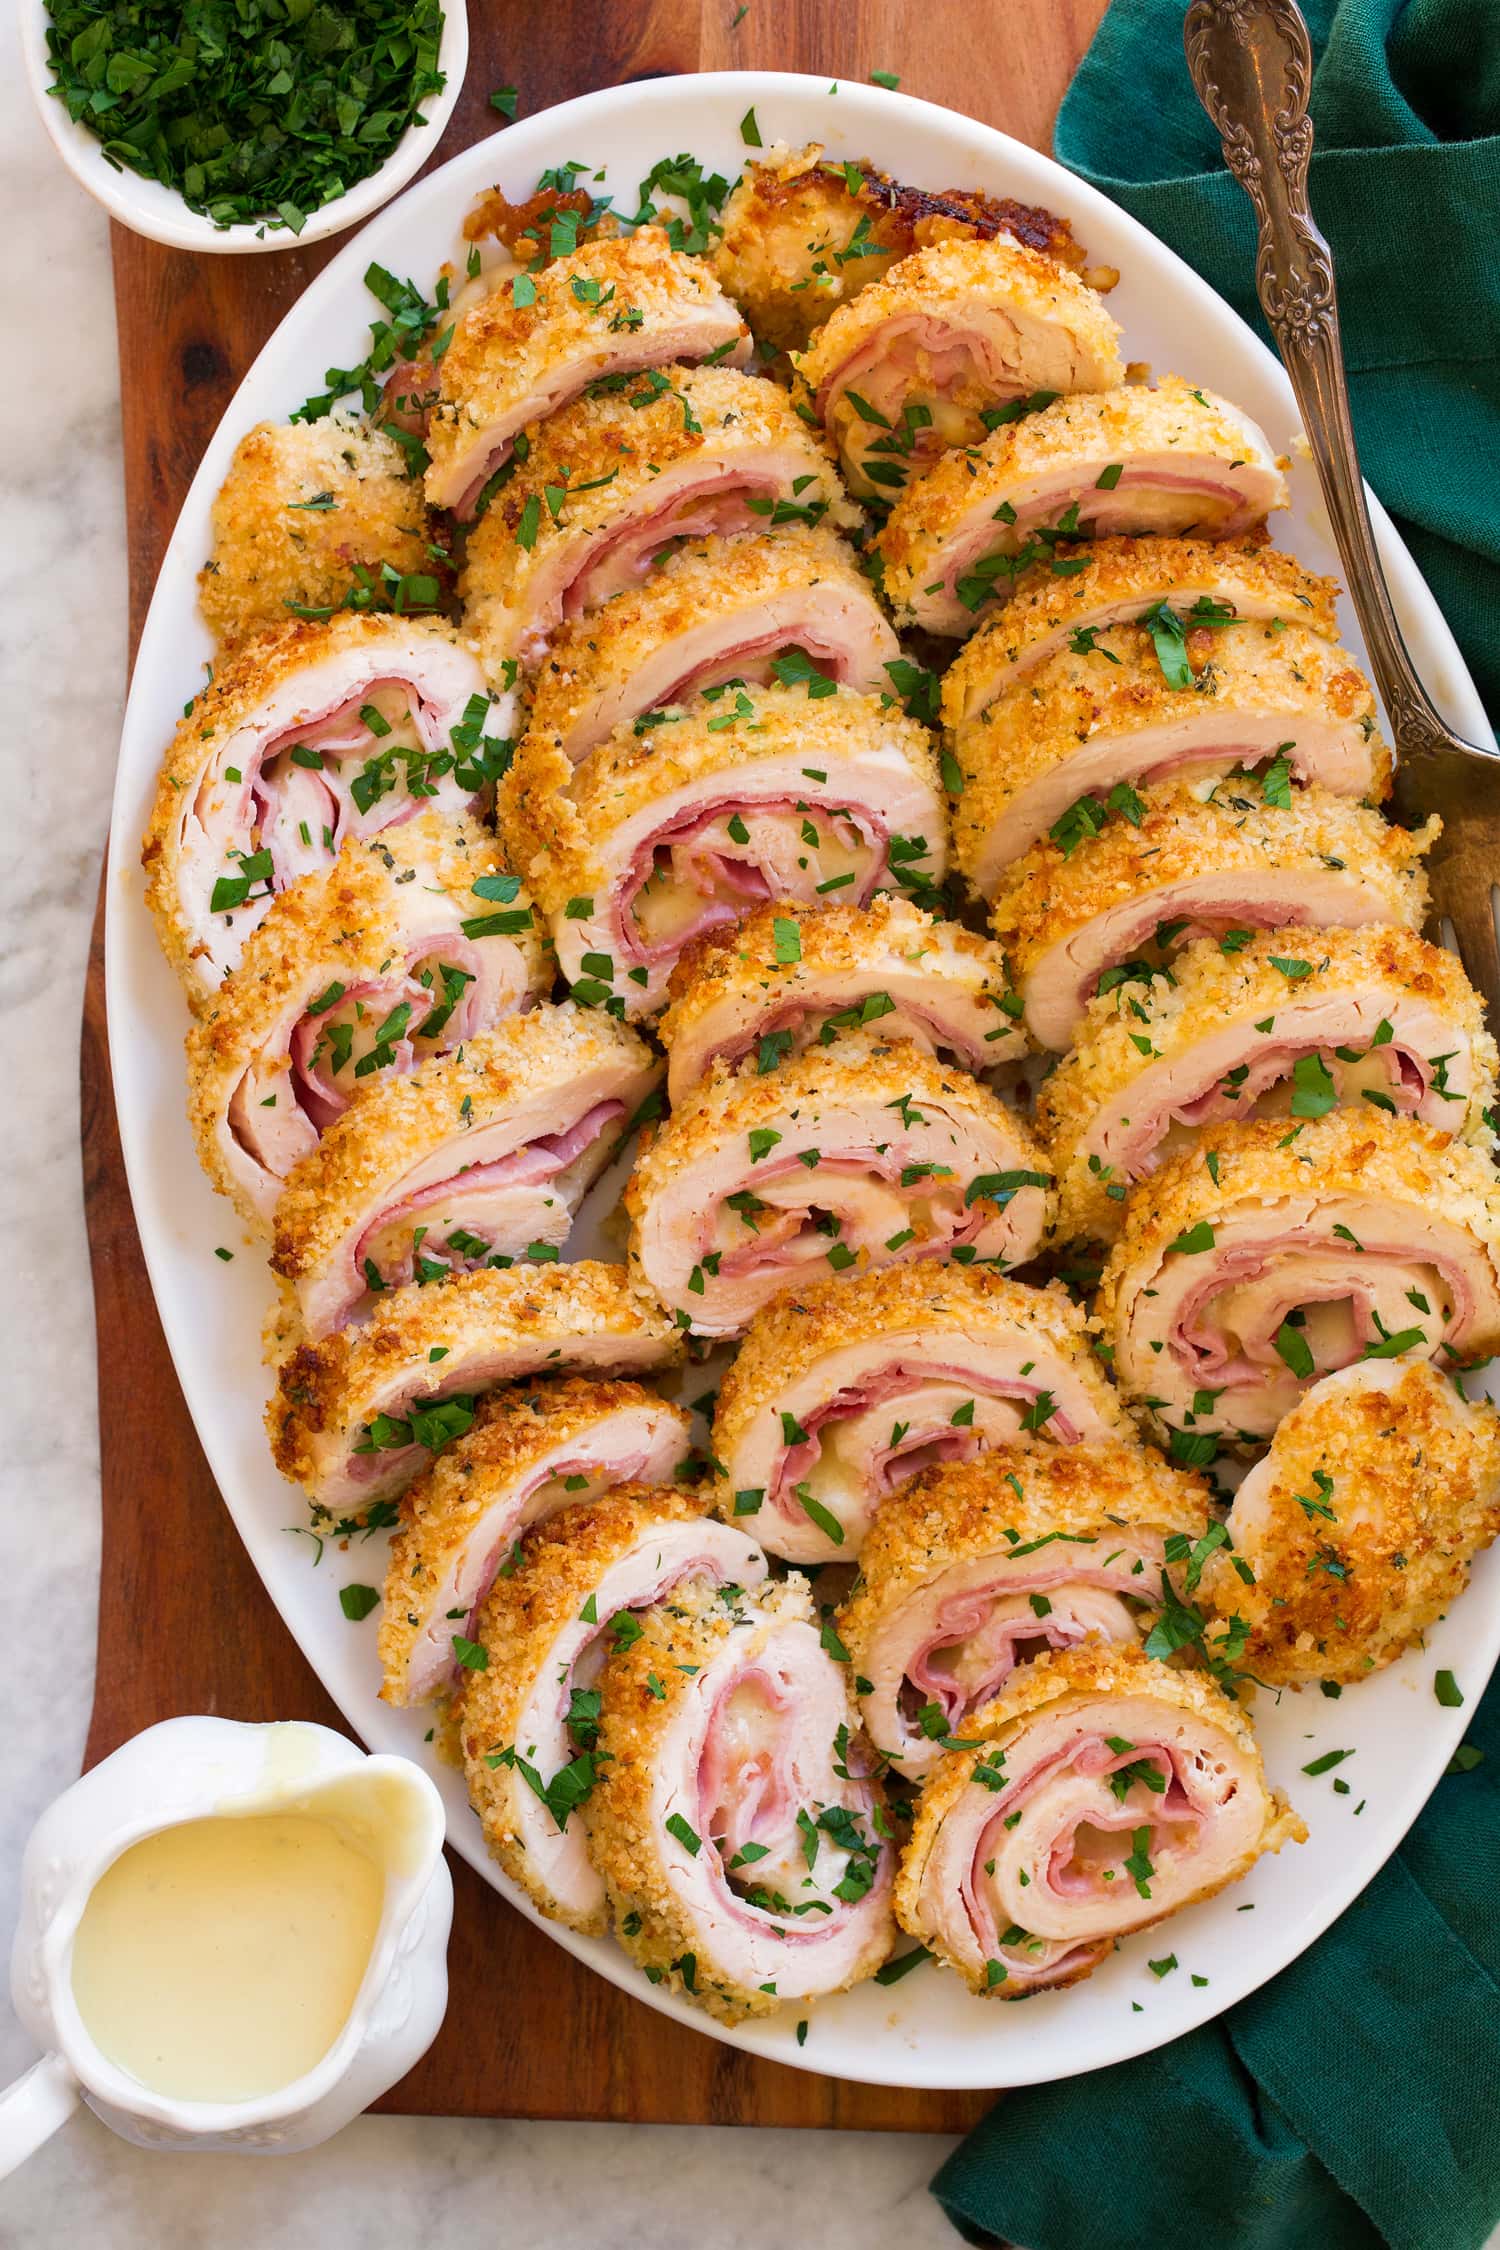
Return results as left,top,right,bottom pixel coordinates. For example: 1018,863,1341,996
893,1642,1305,1996
940,538,1341,727
991,780,1437,977
949,621,1388,887
589,1574,895,2019
379,1378,694,1707
839,1441,1213,1688
268,1001,655,1285
425,229,751,504
1202,1359,1500,1685
268,1261,684,1501
197,417,434,653
457,1482,719,1933
875,378,1285,617
1040,927,1499,1243
184,816,548,1227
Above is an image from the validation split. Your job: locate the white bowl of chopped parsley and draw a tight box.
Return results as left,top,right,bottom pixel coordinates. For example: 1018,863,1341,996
22,0,468,251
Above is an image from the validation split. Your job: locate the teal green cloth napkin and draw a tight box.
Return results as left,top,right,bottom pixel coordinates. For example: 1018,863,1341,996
934,7,1500,2245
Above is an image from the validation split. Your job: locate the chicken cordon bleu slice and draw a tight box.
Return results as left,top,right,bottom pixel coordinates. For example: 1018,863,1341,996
459,1486,769,1932
626,1033,1053,1339
518,528,900,767
185,816,549,1228
382,1379,695,1707
1199,1357,1500,1687
712,1264,1131,1562
460,366,857,673
143,614,506,1003
425,229,752,517
271,1004,658,1338
841,1445,1214,1778
794,236,1122,502
270,1262,685,1515
658,895,1023,1103
877,379,1288,635
894,1644,1303,1998
941,538,1339,726
590,1573,895,2019
504,685,947,1019
1042,928,1498,1244
992,781,1436,1052
1098,1112,1500,1453
951,621,1387,885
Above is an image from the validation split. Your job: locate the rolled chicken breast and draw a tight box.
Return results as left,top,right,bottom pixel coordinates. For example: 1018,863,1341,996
1098,1112,1500,1452
459,1486,769,1931
590,1573,896,2018
894,1644,1303,1996
518,528,900,767
712,1263,1132,1562
627,1032,1054,1338
992,781,1437,1051
380,1377,695,1707
143,614,505,1002
658,894,1023,1102
1199,1357,1500,1685
842,1445,1214,1777
940,538,1340,722
1042,928,1498,1242
459,366,857,672
794,236,1122,501
504,684,948,1018
950,621,1387,885
269,1261,685,1515
184,816,549,1227
425,229,752,517
270,1004,659,1337
877,379,1288,634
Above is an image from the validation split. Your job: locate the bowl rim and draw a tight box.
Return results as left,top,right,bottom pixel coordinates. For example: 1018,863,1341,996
16,0,470,253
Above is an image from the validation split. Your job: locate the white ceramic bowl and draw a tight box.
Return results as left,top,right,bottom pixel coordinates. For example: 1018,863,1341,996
17,0,469,252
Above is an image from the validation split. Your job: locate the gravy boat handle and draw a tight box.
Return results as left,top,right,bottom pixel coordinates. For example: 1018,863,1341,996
0,2051,79,2179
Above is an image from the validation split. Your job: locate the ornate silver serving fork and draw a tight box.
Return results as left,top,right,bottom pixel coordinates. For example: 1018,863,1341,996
1185,0,1500,1025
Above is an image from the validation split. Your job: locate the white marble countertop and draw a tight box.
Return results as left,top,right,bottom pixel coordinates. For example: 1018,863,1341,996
0,20,964,2243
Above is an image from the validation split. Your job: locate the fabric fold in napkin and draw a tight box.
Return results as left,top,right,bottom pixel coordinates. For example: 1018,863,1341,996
934,4,1500,2245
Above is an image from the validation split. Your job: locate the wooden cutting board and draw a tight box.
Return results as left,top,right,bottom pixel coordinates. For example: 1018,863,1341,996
82,0,1108,2127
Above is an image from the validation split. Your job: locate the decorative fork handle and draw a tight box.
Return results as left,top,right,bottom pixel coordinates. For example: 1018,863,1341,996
1183,0,1483,765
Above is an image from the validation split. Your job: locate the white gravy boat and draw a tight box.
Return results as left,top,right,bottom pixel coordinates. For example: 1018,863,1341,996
0,1717,453,2170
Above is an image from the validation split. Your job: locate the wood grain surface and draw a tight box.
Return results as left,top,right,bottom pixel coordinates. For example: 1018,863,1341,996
82,0,1108,2128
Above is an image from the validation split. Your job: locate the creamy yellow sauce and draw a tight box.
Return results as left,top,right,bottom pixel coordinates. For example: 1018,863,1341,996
70,1812,384,2103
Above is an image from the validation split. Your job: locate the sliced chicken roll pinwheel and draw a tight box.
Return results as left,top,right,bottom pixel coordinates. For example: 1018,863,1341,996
425,229,752,517
143,614,506,1002
459,1487,769,1931
658,895,1023,1102
627,1033,1053,1338
794,236,1122,502
950,621,1387,884
877,379,1287,634
941,538,1339,722
505,685,947,1018
1098,1112,1500,1452
185,816,549,1227
271,1004,658,1338
269,1261,685,1514
842,1445,1213,1777
519,528,900,767
1199,1357,1500,1686
1042,928,1498,1243
712,1264,1131,1561
992,781,1436,1051
460,367,856,671
590,1574,896,2019
380,1379,695,1707
895,1645,1303,1996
